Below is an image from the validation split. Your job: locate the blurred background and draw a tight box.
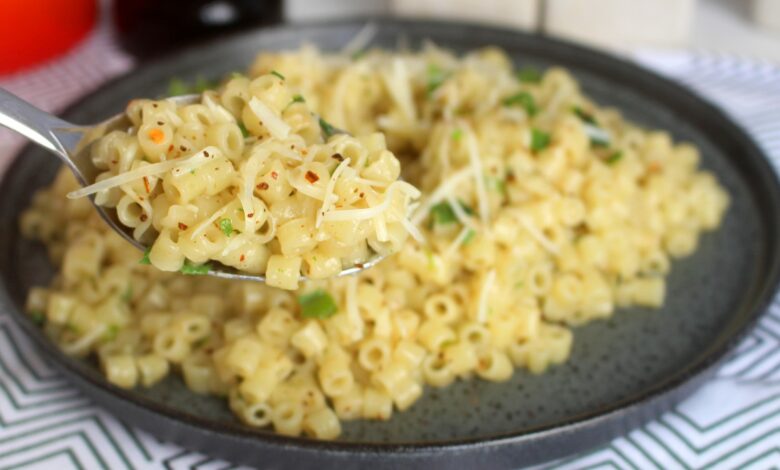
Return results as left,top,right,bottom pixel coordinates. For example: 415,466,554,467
1,0,779,76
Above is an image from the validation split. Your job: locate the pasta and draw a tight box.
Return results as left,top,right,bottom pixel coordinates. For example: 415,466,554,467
70,72,420,289
21,44,729,440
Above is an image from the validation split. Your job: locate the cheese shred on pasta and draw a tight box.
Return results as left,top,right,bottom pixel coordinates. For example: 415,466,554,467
21,45,730,440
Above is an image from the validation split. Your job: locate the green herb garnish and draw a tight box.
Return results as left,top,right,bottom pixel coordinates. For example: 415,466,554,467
463,229,476,245
219,218,235,237
572,106,597,125
485,176,507,195
605,151,623,165
167,78,188,96
30,310,45,325
139,247,152,265
167,76,216,96
426,64,449,97
530,129,551,152
298,290,338,319
451,129,463,141
291,94,305,105
238,122,249,138
429,200,474,226
502,91,537,116
180,260,211,275
319,117,336,138
516,67,542,83
193,76,216,93
104,324,120,341
271,70,286,80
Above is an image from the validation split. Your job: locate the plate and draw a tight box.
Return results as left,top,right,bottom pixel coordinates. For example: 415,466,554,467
1,19,779,469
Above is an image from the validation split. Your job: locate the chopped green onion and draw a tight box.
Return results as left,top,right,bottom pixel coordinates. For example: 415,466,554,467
271,70,286,80
193,76,216,93
426,64,449,97
104,325,120,341
605,151,623,164
351,50,366,61
238,122,249,138
30,310,45,325
180,260,211,275
319,117,336,138
291,94,305,105
530,129,551,152
139,247,152,265
440,339,456,349
572,106,597,125
590,135,610,147
298,290,338,319
167,78,188,96
485,175,507,195
429,200,474,226
516,67,542,83
502,91,537,116
425,248,436,270
462,229,476,245
219,218,234,237
451,129,463,141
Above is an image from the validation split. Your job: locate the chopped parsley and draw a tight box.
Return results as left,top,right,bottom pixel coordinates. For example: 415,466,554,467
516,67,542,83
425,248,436,270
502,91,537,116
238,122,249,138
298,290,338,319
180,260,211,275
605,151,623,165
440,339,456,349
271,70,286,80
485,175,507,195
429,200,474,226
167,78,188,96
451,129,463,141
590,133,610,147
139,247,152,265
30,310,45,325
104,324,120,341
351,50,366,61
219,218,235,237
573,106,610,147
426,64,449,97
168,76,217,96
462,229,476,245
530,129,551,152
291,94,305,105
572,106,597,125
319,117,336,138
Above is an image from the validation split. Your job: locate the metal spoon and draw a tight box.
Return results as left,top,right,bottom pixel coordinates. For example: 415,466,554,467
0,88,384,282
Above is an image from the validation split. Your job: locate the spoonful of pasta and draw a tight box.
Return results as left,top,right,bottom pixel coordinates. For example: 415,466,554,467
0,73,420,290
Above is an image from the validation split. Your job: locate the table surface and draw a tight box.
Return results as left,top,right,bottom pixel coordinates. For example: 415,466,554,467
0,23,779,470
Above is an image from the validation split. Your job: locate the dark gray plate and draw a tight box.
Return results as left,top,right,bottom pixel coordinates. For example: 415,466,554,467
1,19,779,470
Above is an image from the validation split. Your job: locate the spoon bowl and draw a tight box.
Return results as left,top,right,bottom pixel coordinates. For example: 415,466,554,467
0,88,383,282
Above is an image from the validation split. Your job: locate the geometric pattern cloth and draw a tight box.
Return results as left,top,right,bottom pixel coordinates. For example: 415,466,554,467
0,25,778,469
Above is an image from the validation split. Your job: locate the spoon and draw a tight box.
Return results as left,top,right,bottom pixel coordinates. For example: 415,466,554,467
0,88,384,282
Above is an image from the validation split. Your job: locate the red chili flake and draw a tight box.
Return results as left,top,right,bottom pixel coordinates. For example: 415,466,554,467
152,103,158,108
139,214,148,222
247,213,255,218
111,159,118,164
301,149,308,156
648,162,662,173
355,263,364,269
506,171,516,183
256,182,269,190
271,171,278,180
204,150,210,157
290,145,295,150
305,171,319,183
167,144,174,153
143,177,151,194
178,222,188,230
179,145,187,151
359,192,365,198
157,121,163,125
240,254,246,262
332,152,344,162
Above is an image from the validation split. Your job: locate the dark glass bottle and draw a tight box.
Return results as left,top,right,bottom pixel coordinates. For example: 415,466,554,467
113,0,283,58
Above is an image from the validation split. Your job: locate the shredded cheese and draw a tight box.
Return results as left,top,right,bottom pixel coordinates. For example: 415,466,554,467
316,157,352,228
66,146,221,199
322,181,420,223
516,213,559,254
411,167,474,226
444,226,473,259
341,22,377,55
203,92,236,124
476,269,496,323
465,127,490,226
190,201,234,240
382,58,417,123
248,97,290,140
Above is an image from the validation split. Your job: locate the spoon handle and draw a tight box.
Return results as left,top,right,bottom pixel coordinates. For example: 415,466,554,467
0,88,73,159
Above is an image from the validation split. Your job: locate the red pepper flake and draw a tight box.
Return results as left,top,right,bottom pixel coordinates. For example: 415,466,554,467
332,152,344,162
178,222,188,230
157,121,163,125
270,171,278,180
256,182,269,190
247,213,255,218
305,171,319,183
359,192,365,198
648,162,662,173
143,177,151,194
506,171,516,183
111,159,118,164
140,214,148,222
240,254,246,262
167,144,174,153
355,263,364,269
204,150,210,157
179,145,187,152
301,149,308,156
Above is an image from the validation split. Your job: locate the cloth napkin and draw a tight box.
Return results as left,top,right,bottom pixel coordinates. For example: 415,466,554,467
0,26,778,469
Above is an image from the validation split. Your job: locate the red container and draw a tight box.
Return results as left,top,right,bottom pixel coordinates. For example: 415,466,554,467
0,0,98,75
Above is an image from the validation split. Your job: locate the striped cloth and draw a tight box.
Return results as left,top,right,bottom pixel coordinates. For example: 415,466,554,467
0,26,779,469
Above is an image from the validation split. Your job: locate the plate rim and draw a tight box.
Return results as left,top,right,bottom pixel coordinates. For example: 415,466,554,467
2,16,780,464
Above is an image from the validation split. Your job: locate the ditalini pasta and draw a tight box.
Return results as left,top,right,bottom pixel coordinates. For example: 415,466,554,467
68,72,420,289
21,45,729,440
